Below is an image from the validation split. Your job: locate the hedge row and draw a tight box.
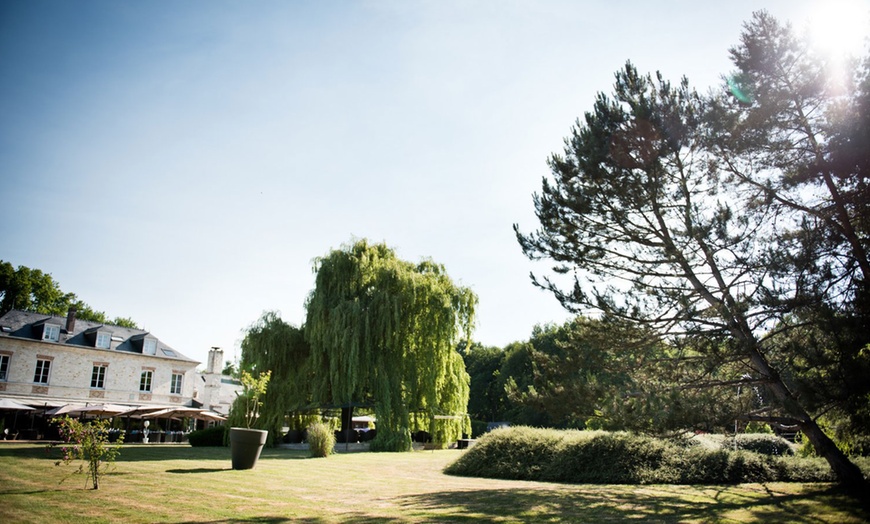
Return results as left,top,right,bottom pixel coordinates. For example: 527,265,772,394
444,426,865,484
187,425,228,447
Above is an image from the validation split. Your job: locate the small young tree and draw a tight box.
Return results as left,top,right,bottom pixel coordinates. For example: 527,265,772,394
238,369,272,429
51,416,123,490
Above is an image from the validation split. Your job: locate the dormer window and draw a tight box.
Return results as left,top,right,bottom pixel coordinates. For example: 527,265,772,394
42,324,60,342
95,332,111,349
143,338,157,355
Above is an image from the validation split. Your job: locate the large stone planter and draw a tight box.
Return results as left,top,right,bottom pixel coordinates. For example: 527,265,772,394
230,428,268,470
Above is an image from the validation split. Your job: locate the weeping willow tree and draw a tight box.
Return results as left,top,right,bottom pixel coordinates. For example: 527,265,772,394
228,311,311,446
305,239,477,451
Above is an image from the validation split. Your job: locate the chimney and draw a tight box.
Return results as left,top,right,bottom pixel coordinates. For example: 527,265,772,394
66,307,77,333
207,347,223,374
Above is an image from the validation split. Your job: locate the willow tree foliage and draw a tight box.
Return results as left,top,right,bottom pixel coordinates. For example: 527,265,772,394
515,11,869,491
305,239,476,451
231,311,310,444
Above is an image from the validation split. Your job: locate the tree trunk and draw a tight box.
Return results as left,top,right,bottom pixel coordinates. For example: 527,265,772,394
340,406,354,444
797,418,866,491
744,346,868,494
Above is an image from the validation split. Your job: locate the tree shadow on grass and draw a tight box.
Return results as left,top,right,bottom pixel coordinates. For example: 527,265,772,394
0,489,63,496
174,517,396,524
393,485,868,523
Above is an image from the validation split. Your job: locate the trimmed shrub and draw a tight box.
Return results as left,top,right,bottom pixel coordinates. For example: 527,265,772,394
725,434,795,456
307,422,335,458
187,425,227,447
444,426,863,484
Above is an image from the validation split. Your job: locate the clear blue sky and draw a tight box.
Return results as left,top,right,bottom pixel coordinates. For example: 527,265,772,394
0,0,852,367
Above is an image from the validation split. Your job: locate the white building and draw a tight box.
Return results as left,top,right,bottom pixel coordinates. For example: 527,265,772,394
0,309,199,417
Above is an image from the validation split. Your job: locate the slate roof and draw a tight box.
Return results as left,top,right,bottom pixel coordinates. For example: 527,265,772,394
0,309,197,363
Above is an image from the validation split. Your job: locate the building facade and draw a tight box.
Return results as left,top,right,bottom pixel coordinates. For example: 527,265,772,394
0,309,199,410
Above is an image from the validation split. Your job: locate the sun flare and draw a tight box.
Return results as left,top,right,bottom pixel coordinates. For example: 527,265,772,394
804,0,870,59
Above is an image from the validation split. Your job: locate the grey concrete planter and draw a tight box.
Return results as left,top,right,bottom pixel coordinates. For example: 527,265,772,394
230,427,268,470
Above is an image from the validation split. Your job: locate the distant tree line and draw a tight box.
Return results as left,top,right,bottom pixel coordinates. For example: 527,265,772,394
0,260,137,328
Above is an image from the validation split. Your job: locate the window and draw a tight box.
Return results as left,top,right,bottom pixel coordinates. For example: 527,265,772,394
91,365,107,389
143,338,157,355
42,324,60,342
34,359,51,384
170,373,183,395
139,370,153,392
95,332,111,349
0,354,9,381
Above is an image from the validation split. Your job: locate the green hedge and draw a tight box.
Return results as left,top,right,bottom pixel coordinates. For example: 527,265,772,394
726,433,795,456
187,425,228,447
444,426,862,484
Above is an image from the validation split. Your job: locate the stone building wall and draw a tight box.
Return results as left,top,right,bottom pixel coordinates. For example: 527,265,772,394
0,336,197,406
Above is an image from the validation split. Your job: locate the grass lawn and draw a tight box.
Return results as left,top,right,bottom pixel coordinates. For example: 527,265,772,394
0,443,867,523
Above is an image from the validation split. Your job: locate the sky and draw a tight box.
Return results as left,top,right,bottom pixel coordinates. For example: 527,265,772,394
0,0,862,368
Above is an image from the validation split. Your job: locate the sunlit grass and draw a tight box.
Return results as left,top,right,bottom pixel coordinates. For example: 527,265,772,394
0,443,866,523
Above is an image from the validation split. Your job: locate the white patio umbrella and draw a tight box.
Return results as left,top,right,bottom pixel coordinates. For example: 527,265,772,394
141,407,206,420
196,411,227,422
77,403,133,417
46,403,132,418
117,405,174,418
46,404,89,416
0,398,35,411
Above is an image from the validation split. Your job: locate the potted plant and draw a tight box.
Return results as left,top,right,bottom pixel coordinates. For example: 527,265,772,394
230,369,271,470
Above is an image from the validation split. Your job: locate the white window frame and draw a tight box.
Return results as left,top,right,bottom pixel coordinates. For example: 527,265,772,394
139,370,153,392
95,332,111,349
42,324,60,342
91,364,107,389
34,359,51,384
170,372,183,395
0,354,9,381
143,338,157,355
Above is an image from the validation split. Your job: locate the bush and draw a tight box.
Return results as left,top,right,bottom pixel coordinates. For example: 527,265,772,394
187,425,227,447
444,426,860,484
725,434,795,456
307,422,335,458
